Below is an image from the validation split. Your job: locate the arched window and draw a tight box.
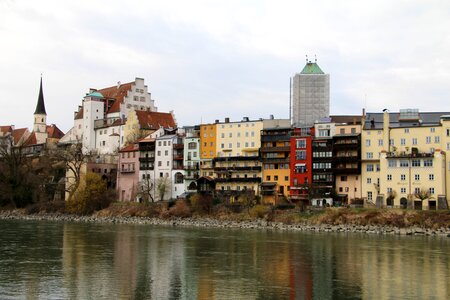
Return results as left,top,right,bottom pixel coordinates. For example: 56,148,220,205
174,172,184,184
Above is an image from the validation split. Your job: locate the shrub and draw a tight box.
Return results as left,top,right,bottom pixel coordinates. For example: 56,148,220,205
167,200,191,218
249,205,271,219
190,193,213,214
66,172,112,215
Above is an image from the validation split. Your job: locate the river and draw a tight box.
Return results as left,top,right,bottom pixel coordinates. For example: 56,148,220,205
0,219,449,299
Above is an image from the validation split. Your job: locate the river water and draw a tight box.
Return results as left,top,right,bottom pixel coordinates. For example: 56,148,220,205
0,219,449,299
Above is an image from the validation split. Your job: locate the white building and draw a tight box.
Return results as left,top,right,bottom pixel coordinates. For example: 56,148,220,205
60,78,157,154
183,125,201,193
292,59,330,127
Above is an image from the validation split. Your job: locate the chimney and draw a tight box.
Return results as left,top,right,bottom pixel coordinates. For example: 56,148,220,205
117,81,121,89
270,114,274,120
215,119,219,123
242,117,249,122
225,117,230,123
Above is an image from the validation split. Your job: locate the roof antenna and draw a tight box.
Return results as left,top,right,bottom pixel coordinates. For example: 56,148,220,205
305,55,308,63
315,54,317,62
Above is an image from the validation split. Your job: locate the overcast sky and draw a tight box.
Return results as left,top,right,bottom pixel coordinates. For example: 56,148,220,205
1,0,450,132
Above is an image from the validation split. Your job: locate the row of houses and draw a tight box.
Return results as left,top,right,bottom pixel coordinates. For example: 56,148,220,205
2,76,450,210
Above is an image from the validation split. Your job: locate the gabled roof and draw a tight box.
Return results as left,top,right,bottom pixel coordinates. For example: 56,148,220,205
96,81,134,114
0,126,13,135
34,77,47,115
46,124,64,139
135,110,176,130
119,143,139,152
22,132,37,146
300,62,324,74
11,128,28,145
74,108,83,120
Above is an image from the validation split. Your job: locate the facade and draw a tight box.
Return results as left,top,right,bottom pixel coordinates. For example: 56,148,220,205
289,127,313,203
199,123,216,178
362,109,450,210
117,143,139,201
183,126,201,193
292,59,330,127
138,136,156,202
260,127,291,204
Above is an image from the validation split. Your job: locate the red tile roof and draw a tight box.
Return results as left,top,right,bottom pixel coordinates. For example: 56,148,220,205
46,124,65,139
119,143,139,152
0,125,13,134
74,107,83,120
135,110,176,130
97,81,134,114
22,132,37,146
11,128,28,145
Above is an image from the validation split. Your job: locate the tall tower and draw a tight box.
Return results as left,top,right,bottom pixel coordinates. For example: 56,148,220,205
292,58,330,127
33,76,48,144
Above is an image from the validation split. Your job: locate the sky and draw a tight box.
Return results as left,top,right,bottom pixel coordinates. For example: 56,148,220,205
1,0,450,133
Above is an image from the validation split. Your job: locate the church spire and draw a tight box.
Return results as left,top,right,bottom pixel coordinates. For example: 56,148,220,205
34,75,47,115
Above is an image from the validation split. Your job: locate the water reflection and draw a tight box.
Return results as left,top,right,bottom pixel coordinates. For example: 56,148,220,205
0,220,449,299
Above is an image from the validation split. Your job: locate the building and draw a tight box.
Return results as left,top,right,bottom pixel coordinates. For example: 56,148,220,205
291,58,330,127
260,126,291,204
361,109,450,210
199,122,217,178
117,143,140,201
183,125,201,193
289,127,314,204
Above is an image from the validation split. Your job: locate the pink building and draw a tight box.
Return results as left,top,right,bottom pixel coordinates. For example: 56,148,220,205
117,143,139,201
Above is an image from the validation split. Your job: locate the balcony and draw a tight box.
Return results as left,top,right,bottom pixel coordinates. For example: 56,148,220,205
184,165,199,170
261,157,290,164
260,146,291,152
139,157,155,163
173,165,184,170
120,168,135,173
173,155,184,160
184,174,200,180
215,177,262,183
214,166,261,172
333,155,359,163
332,167,360,174
213,156,260,162
385,151,434,158
139,144,155,151
261,135,290,142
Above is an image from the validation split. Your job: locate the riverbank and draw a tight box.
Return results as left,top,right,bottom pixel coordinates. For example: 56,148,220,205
1,207,449,237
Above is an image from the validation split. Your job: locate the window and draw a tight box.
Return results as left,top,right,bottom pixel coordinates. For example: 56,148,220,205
296,139,306,148
387,187,393,194
447,128,450,137
295,150,306,160
429,174,434,181
388,160,397,167
399,160,409,167
221,143,224,149
367,192,373,201
266,176,270,181
367,178,372,184
365,139,371,147
378,139,383,146
400,174,406,181
415,174,420,181
158,161,162,167
366,152,373,159
274,176,278,181
251,131,255,137
426,136,431,144
285,176,289,181
401,138,406,145
164,150,168,156
351,128,356,134
447,143,450,150
429,187,435,195
401,188,406,194
341,176,348,181
390,139,394,146
414,187,420,194
435,136,440,143
412,159,420,167
221,133,224,138
423,159,433,167
237,142,240,148
412,138,418,145
387,174,392,181
430,127,435,133
366,164,374,172
229,133,232,138
404,128,409,133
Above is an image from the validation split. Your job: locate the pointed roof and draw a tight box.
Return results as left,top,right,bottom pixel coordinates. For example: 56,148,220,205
46,124,64,139
34,77,47,115
300,62,324,74
11,128,28,145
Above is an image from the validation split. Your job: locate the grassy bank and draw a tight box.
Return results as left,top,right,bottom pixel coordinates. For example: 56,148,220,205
3,201,450,230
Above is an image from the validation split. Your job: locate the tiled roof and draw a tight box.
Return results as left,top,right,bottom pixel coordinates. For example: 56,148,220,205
11,128,28,145
0,125,13,134
46,124,64,139
22,132,37,146
74,107,83,120
135,110,176,130
119,143,139,152
96,81,134,114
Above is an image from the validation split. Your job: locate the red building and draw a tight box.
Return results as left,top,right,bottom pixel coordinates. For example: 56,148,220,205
290,127,314,204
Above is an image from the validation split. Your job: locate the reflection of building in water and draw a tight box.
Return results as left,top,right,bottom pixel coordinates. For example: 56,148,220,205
360,237,449,299
114,226,138,298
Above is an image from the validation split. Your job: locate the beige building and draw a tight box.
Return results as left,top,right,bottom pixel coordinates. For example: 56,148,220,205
361,109,450,209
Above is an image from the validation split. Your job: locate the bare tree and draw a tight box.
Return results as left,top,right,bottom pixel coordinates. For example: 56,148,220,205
51,143,89,202
137,173,155,204
156,176,172,201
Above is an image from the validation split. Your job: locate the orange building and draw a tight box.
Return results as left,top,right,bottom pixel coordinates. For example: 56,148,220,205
199,123,217,177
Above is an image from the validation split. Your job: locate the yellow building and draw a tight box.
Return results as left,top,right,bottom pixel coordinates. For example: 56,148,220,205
199,123,216,177
214,118,263,197
361,109,450,209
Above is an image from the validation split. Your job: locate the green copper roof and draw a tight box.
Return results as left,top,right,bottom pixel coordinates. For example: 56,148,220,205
87,92,104,98
300,62,324,74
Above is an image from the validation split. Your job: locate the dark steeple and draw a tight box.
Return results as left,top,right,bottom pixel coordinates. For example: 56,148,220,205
34,76,47,115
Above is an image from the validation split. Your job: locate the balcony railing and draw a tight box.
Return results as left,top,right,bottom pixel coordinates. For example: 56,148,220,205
215,177,261,183
139,157,155,162
214,166,262,172
184,165,199,170
261,135,290,142
213,156,260,162
120,168,135,173
173,155,184,160
260,146,291,152
173,143,184,149
385,151,434,158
